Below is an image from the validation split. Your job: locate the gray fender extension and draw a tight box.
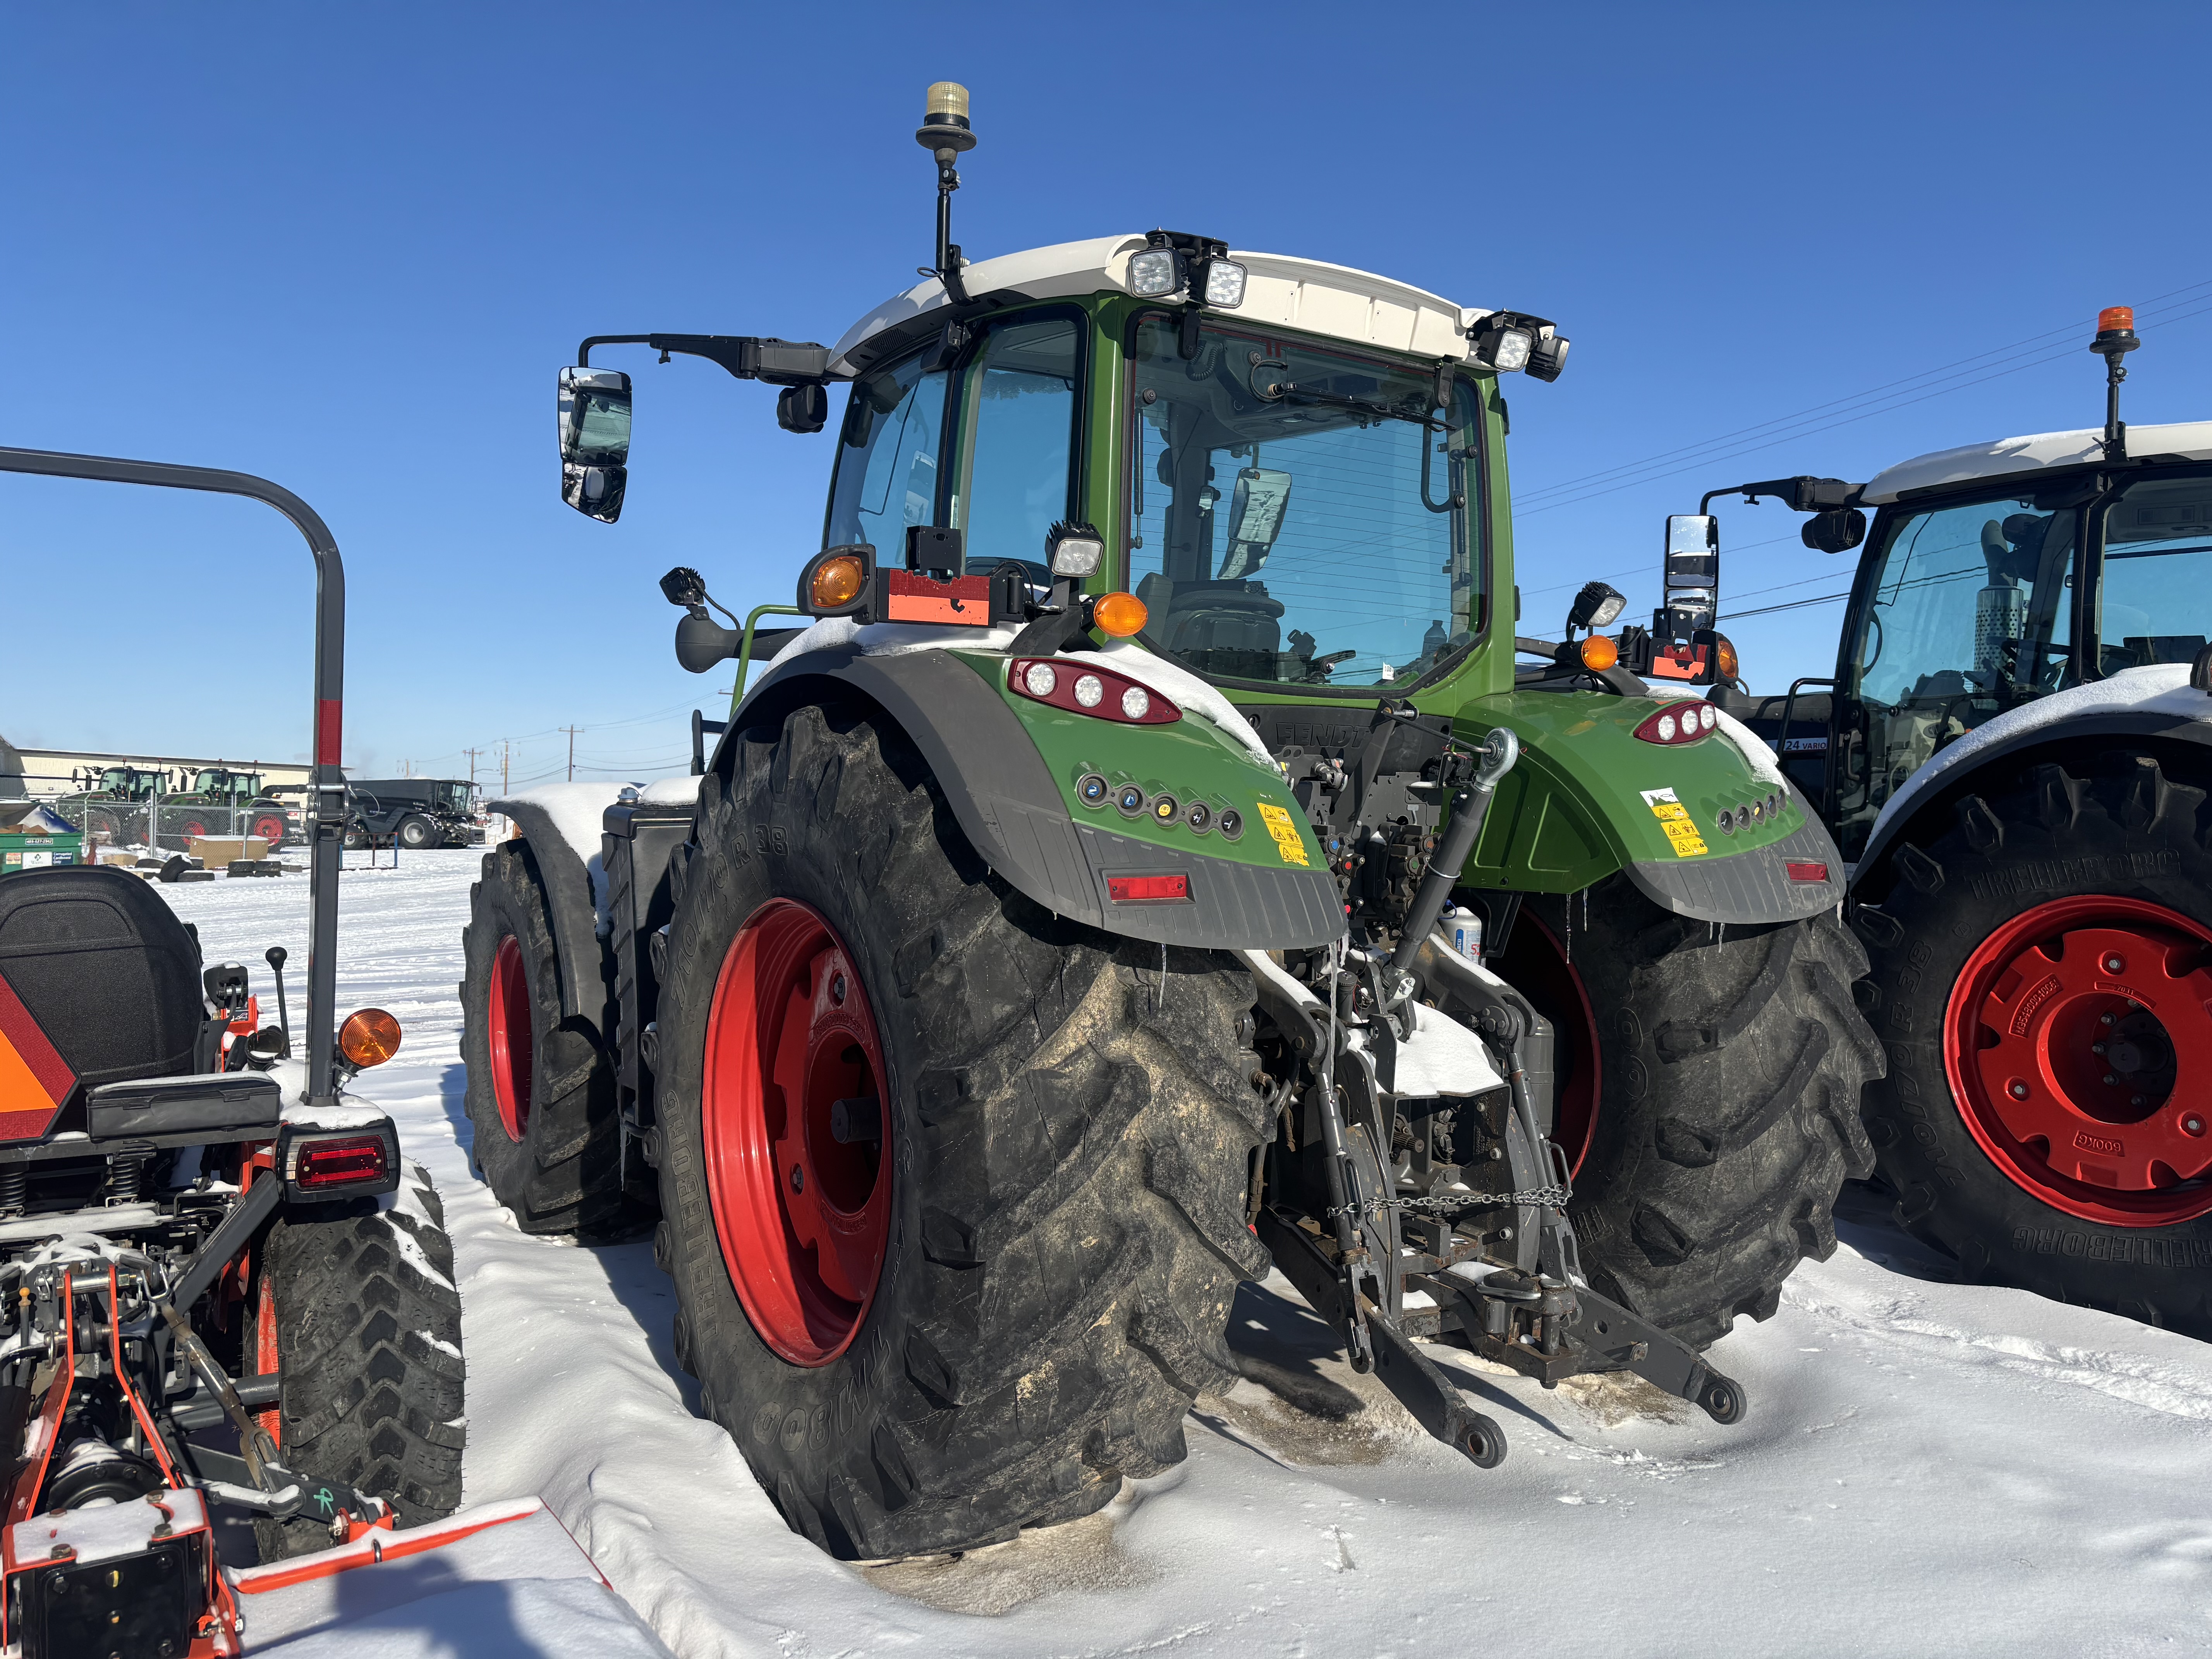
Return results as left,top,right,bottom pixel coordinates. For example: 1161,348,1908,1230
730,645,1343,950
483,801,613,1038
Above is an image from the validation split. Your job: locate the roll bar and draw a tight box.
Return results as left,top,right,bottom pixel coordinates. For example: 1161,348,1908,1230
0,447,348,1109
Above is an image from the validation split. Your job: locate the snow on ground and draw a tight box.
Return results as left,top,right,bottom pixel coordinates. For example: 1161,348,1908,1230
161,855,2212,1657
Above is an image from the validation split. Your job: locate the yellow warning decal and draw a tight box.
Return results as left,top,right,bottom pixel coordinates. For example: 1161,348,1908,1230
1640,787,1708,858
1255,801,1312,867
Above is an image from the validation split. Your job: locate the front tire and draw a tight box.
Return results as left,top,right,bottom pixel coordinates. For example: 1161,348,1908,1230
459,840,623,1233
1854,755,2212,1333
654,703,1269,1559
251,1165,466,1561
1520,879,1884,1346
396,814,436,850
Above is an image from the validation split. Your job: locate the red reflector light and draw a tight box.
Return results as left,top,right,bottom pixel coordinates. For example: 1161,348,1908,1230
1008,658,1181,724
295,1133,390,1190
1786,861,1831,883
1107,873,1191,904
1632,702,1717,745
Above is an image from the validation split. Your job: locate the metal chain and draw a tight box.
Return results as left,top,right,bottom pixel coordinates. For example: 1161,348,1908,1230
1331,1184,1570,1221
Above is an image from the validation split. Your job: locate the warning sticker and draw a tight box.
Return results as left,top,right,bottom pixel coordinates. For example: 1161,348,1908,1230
1639,787,1709,858
1255,801,1312,867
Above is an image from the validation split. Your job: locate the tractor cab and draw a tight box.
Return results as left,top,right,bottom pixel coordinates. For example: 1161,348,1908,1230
84,764,166,801
179,766,266,801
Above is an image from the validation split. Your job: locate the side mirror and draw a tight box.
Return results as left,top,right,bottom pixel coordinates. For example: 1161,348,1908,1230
1662,514,1719,635
1803,507,1867,554
558,366,633,524
674,613,742,674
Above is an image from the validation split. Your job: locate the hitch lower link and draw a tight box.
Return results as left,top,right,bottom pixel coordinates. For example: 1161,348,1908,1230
1259,1206,1746,1472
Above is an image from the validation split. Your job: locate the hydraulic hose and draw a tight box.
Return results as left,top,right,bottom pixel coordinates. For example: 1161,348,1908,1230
1390,728,1519,975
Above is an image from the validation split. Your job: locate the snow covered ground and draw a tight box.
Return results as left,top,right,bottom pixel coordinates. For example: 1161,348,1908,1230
161,855,2212,1657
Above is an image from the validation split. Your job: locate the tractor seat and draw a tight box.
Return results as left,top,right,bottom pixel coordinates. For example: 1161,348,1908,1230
0,867,205,1130
1158,580,1286,657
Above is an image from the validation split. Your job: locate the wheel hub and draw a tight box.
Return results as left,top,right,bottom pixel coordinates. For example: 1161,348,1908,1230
702,898,890,1367
1947,895,2212,1224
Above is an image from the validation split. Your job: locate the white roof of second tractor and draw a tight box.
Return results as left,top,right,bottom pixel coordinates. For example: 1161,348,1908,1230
1861,420,2212,503
829,235,1496,373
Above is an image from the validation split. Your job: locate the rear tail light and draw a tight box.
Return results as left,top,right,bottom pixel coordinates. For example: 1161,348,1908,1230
1107,873,1191,904
1633,702,1717,745
1010,659,1180,724
292,1133,392,1191
1786,861,1831,883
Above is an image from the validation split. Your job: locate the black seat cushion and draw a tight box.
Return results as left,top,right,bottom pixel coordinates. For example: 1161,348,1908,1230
0,867,204,1125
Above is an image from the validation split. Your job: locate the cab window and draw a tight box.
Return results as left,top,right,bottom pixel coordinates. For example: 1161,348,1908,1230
951,316,1081,580
2094,472,2212,672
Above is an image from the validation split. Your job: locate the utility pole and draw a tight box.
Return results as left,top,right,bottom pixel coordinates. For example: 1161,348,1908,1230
561,725,580,783
500,740,510,795
464,747,481,788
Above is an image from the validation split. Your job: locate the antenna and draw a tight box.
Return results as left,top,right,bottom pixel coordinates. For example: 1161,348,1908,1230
2091,305,2140,462
915,82,978,304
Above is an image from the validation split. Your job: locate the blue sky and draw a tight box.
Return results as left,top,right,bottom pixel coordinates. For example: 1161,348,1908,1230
7,2,2210,785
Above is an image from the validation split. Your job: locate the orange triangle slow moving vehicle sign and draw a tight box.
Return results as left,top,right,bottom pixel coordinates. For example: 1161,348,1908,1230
0,969,72,1141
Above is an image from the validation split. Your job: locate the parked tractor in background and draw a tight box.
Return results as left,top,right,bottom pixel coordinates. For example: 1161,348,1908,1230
53,763,168,848
1670,309,2212,1333
163,766,295,850
460,85,1882,1560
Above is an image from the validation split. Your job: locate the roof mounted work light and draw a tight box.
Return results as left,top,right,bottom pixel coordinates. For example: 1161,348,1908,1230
1128,230,1247,310
1470,311,1570,380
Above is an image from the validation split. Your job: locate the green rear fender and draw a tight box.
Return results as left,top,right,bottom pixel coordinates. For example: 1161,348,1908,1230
1453,690,1849,925
731,644,1344,950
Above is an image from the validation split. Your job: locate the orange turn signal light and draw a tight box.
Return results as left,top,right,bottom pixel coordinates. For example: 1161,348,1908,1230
339,1008,404,1069
1578,633,1619,672
811,554,867,610
1714,634,1740,681
1092,592,1148,638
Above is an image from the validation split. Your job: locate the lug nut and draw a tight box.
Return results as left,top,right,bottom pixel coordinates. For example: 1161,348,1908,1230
2104,1073,2119,1086
790,1164,804,1193
830,973,847,1005
2185,1116,2206,1137
2093,1042,2107,1054
2101,1012,2116,1026
2009,1080,2030,1100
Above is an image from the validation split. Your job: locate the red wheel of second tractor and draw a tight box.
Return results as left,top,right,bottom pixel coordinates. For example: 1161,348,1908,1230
1945,893,2212,1226
701,897,891,1367
486,934,534,1142
251,812,286,847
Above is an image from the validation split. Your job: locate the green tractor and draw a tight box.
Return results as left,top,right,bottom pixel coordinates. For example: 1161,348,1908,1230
459,84,1882,1558
163,766,293,850
54,763,168,848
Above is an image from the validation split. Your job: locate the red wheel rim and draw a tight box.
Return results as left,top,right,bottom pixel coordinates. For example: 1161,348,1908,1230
252,815,285,845
487,934,533,1142
1493,912,1601,1177
1945,894,2212,1226
181,820,207,840
702,898,891,1367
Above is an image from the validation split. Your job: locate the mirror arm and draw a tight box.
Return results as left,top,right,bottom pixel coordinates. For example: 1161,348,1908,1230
579,333,838,387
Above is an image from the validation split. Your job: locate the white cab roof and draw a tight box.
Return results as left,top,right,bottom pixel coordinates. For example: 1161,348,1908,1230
1861,420,2212,504
828,235,1494,374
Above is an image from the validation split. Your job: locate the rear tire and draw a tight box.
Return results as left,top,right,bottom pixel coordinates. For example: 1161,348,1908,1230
459,840,623,1233
1854,754,2212,1334
1527,879,1884,1346
654,703,1269,1559
251,1164,466,1561
396,815,436,850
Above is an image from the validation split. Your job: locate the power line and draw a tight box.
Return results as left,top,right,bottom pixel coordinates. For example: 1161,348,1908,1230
1513,280,2212,519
